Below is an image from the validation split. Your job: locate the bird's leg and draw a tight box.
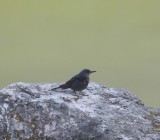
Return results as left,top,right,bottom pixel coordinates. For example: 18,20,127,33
73,90,79,97
72,91,79,101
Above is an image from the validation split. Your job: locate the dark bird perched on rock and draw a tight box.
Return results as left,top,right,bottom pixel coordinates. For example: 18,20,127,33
52,69,96,96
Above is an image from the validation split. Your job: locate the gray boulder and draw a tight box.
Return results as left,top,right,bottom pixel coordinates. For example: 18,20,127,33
0,82,160,140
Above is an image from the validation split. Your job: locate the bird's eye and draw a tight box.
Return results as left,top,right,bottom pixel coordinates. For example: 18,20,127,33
87,70,90,73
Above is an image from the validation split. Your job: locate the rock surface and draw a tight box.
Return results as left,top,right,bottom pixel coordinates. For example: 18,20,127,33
0,82,160,140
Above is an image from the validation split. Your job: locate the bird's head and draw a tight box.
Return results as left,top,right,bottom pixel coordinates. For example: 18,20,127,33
79,69,96,77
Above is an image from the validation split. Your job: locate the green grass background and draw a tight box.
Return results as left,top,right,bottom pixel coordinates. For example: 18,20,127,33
0,0,160,108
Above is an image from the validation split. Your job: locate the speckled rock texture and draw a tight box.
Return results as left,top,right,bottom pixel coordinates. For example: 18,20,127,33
0,82,160,140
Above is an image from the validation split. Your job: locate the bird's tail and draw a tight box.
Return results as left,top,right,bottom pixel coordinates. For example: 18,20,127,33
51,84,69,91
51,86,60,90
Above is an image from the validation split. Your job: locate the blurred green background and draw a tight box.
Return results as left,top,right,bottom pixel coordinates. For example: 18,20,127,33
0,0,160,108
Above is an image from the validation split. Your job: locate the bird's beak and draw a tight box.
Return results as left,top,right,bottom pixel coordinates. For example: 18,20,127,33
90,71,96,73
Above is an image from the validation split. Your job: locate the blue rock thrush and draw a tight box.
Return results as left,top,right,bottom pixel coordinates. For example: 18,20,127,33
52,69,96,96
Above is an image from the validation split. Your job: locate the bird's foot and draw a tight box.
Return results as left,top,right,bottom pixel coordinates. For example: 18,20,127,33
73,91,80,98
62,97,72,102
73,94,80,101
74,97,79,101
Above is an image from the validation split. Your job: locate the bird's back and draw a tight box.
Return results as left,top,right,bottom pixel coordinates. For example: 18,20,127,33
58,74,79,89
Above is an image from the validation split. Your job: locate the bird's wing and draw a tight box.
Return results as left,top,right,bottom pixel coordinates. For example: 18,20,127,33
66,75,88,86
59,75,88,89
54,75,78,89
64,74,79,87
